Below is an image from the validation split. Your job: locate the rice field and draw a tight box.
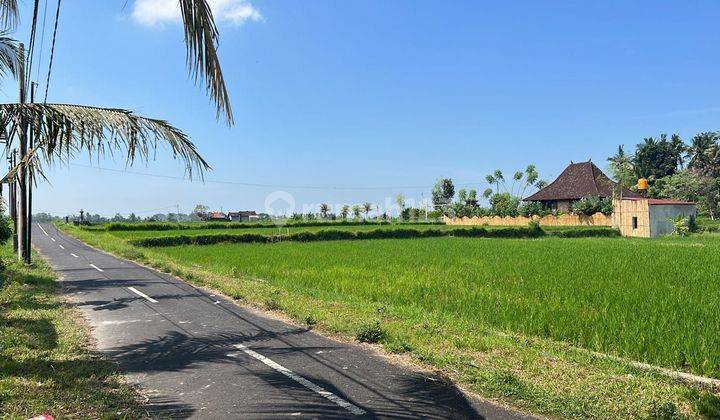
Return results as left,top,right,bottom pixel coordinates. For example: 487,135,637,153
150,234,720,378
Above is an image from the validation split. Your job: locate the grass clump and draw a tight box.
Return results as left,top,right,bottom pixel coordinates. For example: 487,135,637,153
356,320,386,343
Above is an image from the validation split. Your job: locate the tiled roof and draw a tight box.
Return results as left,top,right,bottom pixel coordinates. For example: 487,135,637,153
524,161,642,201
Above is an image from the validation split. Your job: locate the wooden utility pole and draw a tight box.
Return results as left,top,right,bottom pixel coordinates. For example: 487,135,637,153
16,43,28,262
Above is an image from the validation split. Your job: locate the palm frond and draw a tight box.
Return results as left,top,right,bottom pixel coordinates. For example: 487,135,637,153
0,32,21,80
0,0,18,30
0,103,210,183
178,0,233,125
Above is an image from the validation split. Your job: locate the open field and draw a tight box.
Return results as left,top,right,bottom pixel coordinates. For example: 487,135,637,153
0,242,142,418
60,223,720,418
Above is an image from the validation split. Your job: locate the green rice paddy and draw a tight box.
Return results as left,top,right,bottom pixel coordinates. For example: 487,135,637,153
154,234,720,378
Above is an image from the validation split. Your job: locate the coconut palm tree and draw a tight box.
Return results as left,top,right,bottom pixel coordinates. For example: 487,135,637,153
362,202,372,218
319,203,330,219
340,204,350,219
352,204,361,219
0,0,231,123
0,0,231,261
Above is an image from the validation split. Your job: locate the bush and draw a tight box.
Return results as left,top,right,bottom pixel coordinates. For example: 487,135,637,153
528,220,543,236
0,214,12,245
670,216,690,237
489,193,520,217
356,320,385,343
518,201,548,217
572,196,613,216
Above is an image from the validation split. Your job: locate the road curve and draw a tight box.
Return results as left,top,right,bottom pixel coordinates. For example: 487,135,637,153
33,223,531,419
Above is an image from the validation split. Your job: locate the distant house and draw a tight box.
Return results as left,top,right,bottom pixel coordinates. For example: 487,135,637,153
613,197,696,237
205,211,228,221
227,211,259,222
524,160,641,212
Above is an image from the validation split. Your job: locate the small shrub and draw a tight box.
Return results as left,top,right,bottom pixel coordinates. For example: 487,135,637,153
647,400,678,419
696,391,720,419
528,220,543,237
386,339,413,354
264,299,281,310
305,315,317,328
356,320,385,343
572,196,613,216
670,216,690,237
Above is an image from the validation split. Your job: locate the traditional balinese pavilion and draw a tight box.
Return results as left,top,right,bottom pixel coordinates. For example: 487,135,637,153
524,160,641,212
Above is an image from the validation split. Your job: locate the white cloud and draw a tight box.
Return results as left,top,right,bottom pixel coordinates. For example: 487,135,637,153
132,0,263,27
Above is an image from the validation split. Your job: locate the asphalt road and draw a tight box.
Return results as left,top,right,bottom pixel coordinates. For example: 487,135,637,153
33,223,531,419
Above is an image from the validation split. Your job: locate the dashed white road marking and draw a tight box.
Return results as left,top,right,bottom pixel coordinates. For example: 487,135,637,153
89,263,104,272
50,238,56,242
128,287,159,303
58,244,64,250
232,344,366,416
37,223,49,236
70,253,78,258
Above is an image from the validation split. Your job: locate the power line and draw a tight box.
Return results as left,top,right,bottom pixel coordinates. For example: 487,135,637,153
34,0,49,84
43,0,61,103
68,162,485,191
26,0,40,88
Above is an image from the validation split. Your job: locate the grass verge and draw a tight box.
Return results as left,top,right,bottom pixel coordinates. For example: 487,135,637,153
59,223,720,419
0,241,144,418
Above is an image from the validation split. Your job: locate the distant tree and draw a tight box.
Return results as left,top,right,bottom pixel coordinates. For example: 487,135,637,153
128,213,139,222
362,202,373,218
352,205,362,219
688,132,720,177
193,204,209,220
608,145,635,190
670,134,687,170
432,178,455,207
395,194,406,215
467,189,478,206
340,205,350,219
457,189,468,204
319,203,330,219
111,213,127,222
489,193,520,217
634,135,680,180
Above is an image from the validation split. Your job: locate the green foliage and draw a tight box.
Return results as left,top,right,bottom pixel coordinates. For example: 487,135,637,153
670,216,690,237
572,196,613,216
102,219,395,232
432,178,455,206
527,220,543,236
356,320,385,343
489,193,520,217
0,214,12,245
548,227,621,238
132,225,557,247
634,135,682,179
608,145,636,190
518,201,548,217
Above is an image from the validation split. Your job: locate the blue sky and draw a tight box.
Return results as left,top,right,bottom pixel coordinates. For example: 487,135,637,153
4,0,720,216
